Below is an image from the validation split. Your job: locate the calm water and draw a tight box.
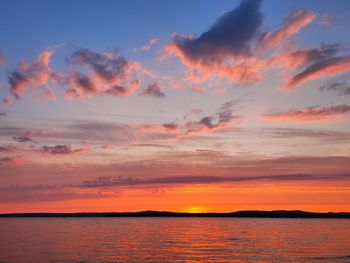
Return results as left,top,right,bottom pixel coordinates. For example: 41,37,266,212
0,218,349,262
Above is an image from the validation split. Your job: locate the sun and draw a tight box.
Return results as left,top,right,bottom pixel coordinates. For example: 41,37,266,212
183,206,208,213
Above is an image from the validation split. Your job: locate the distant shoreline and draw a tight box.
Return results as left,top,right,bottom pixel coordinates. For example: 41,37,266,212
1,210,350,218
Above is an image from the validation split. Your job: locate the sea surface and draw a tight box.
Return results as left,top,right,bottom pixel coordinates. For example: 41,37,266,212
0,217,349,262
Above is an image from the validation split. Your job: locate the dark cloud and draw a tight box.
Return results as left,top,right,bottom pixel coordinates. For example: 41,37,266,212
274,43,341,69
12,130,35,143
183,100,240,136
0,145,16,152
12,135,33,143
68,49,130,84
285,56,350,90
166,0,264,83
81,173,350,188
162,123,178,131
0,112,7,118
42,144,89,155
140,82,165,98
66,48,141,98
172,0,263,61
65,72,98,100
319,81,350,95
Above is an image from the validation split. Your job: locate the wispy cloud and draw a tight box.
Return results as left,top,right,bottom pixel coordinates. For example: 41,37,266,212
81,173,350,188
258,10,316,50
134,38,159,52
261,104,350,122
319,81,350,95
284,56,350,90
41,144,90,156
140,81,165,98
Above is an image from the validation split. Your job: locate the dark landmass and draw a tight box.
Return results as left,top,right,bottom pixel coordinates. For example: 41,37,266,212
0,210,350,218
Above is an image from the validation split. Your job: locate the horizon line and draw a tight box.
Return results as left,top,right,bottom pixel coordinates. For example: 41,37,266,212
1,210,350,218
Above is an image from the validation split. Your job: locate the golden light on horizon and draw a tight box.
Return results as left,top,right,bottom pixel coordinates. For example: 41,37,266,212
182,206,209,213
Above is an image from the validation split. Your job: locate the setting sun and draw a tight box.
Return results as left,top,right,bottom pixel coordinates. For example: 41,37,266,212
183,206,209,213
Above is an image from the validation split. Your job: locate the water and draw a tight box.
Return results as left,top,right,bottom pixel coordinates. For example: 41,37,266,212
0,218,349,262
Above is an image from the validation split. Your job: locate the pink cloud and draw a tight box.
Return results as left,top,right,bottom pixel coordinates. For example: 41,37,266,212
134,38,159,52
284,56,350,90
259,10,316,50
2,98,13,106
270,43,340,70
164,0,264,83
101,144,114,150
191,85,204,92
0,156,25,166
320,13,333,25
8,50,56,100
0,51,5,67
65,49,141,99
261,104,350,122
142,123,179,133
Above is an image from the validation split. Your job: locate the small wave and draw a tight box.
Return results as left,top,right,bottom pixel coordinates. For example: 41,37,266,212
310,255,350,260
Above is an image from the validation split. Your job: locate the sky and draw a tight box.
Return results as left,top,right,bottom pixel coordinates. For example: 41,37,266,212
0,0,350,213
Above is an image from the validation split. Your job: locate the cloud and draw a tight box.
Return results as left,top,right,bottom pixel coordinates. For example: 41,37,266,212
0,145,16,153
0,184,108,203
261,104,350,122
319,81,350,96
270,43,341,70
261,128,350,143
259,10,316,50
179,100,241,138
81,173,350,188
12,135,33,143
165,0,263,83
0,51,5,67
64,72,98,100
130,143,173,149
8,50,56,100
0,112,7,119
284,56,350,90
141,123,179,133
12,130,35,143
140,82,165,98
134,38,159,51
65,48,141,99
0,156,25,166
320,13,333,25
2,98,13,106
42,144,90,156
162,123,178,131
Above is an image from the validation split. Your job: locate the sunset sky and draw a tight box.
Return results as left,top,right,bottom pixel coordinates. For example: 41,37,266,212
0,0,350,213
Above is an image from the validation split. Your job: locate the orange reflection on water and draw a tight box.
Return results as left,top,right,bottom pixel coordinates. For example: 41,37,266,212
1,217,350,262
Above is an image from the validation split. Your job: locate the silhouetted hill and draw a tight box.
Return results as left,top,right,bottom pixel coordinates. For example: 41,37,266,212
0,210,349,218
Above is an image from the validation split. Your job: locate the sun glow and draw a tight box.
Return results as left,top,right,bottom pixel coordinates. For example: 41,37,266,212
183,206,208,213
